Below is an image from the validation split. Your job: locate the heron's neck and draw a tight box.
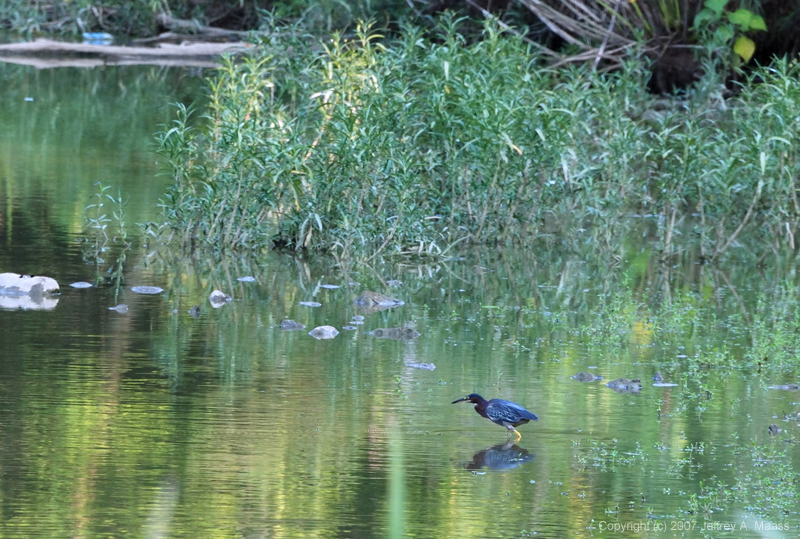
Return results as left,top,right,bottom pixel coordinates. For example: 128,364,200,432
473,397,489,418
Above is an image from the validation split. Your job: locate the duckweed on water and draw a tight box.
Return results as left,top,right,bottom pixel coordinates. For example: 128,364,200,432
152,17,800,261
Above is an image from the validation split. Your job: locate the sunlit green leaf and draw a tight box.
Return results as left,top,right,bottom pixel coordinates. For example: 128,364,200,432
727,9,753,29
750,15,767,31
734,36,756,62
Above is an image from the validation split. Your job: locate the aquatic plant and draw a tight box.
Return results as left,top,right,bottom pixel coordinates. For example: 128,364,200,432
82,182,131,299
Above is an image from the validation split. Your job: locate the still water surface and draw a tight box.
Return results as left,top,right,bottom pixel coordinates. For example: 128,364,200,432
1,65,799,538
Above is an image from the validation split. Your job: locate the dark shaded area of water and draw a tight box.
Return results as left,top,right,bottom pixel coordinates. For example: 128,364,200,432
1,65,799,538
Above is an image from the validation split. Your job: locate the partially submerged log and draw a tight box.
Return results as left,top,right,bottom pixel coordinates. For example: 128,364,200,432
0,38,251,69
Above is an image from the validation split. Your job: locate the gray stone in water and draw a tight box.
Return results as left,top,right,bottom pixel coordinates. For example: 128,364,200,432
651,371,677,386
320,284,340,289
407,362,436,371
309,325,339,339
299,301,322,307
768,384,800,391
572,372,603,382
237,276,256,282
70,281,93,288
209,289,232,308
131,286,164,294
280,319,305,331
109,304,128,313
354,291,403,307
606,378,642,394
352,315,365,321
189,305,201,319
342,325,357,331
368,327,420,340
354,291,404,314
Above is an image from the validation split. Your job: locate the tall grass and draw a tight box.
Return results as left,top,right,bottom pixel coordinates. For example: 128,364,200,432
153,17,800,261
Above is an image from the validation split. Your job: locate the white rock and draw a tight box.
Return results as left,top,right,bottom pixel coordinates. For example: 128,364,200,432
0,272,59,296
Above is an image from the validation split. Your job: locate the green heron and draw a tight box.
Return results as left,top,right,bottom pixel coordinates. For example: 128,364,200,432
452,393,538,440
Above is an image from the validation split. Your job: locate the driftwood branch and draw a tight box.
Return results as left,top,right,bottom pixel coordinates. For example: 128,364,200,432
0,39,249,69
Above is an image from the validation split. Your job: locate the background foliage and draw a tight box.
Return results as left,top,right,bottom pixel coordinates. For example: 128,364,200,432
153,17,800,261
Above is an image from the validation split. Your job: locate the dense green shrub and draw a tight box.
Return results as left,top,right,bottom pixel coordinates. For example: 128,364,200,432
153,17,800,260
0,0,408,37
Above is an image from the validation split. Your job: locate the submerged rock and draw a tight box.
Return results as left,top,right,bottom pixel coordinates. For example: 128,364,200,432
651,371,678,387
606,378,642,394
342,325,357,331
369,327,420,340
768,384,800,391
209,290,232,308
572,372,603,382
309,325,339,340
70,281,93,288
188,305,201,319
354,291,404,314
406,362,436,371
352,315,365,321
109,304,128,314
769,424,782,436
131,285,163,295
280,319,305,331
299,301,322,307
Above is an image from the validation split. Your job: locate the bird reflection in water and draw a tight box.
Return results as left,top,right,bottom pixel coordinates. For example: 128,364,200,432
463,441,536,471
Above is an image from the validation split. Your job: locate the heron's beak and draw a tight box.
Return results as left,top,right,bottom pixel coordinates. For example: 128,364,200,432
451,397,468,404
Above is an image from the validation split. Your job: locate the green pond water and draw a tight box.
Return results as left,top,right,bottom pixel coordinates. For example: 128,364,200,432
1,64,799,539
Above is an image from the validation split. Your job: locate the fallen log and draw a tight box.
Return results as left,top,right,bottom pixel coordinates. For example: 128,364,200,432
0,38,251,68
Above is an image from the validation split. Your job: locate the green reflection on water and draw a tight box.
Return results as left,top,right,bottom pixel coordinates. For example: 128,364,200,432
0,63,204,233
389,429,405,539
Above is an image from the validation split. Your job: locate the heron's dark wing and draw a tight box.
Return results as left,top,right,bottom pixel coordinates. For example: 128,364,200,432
485,399,538,423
